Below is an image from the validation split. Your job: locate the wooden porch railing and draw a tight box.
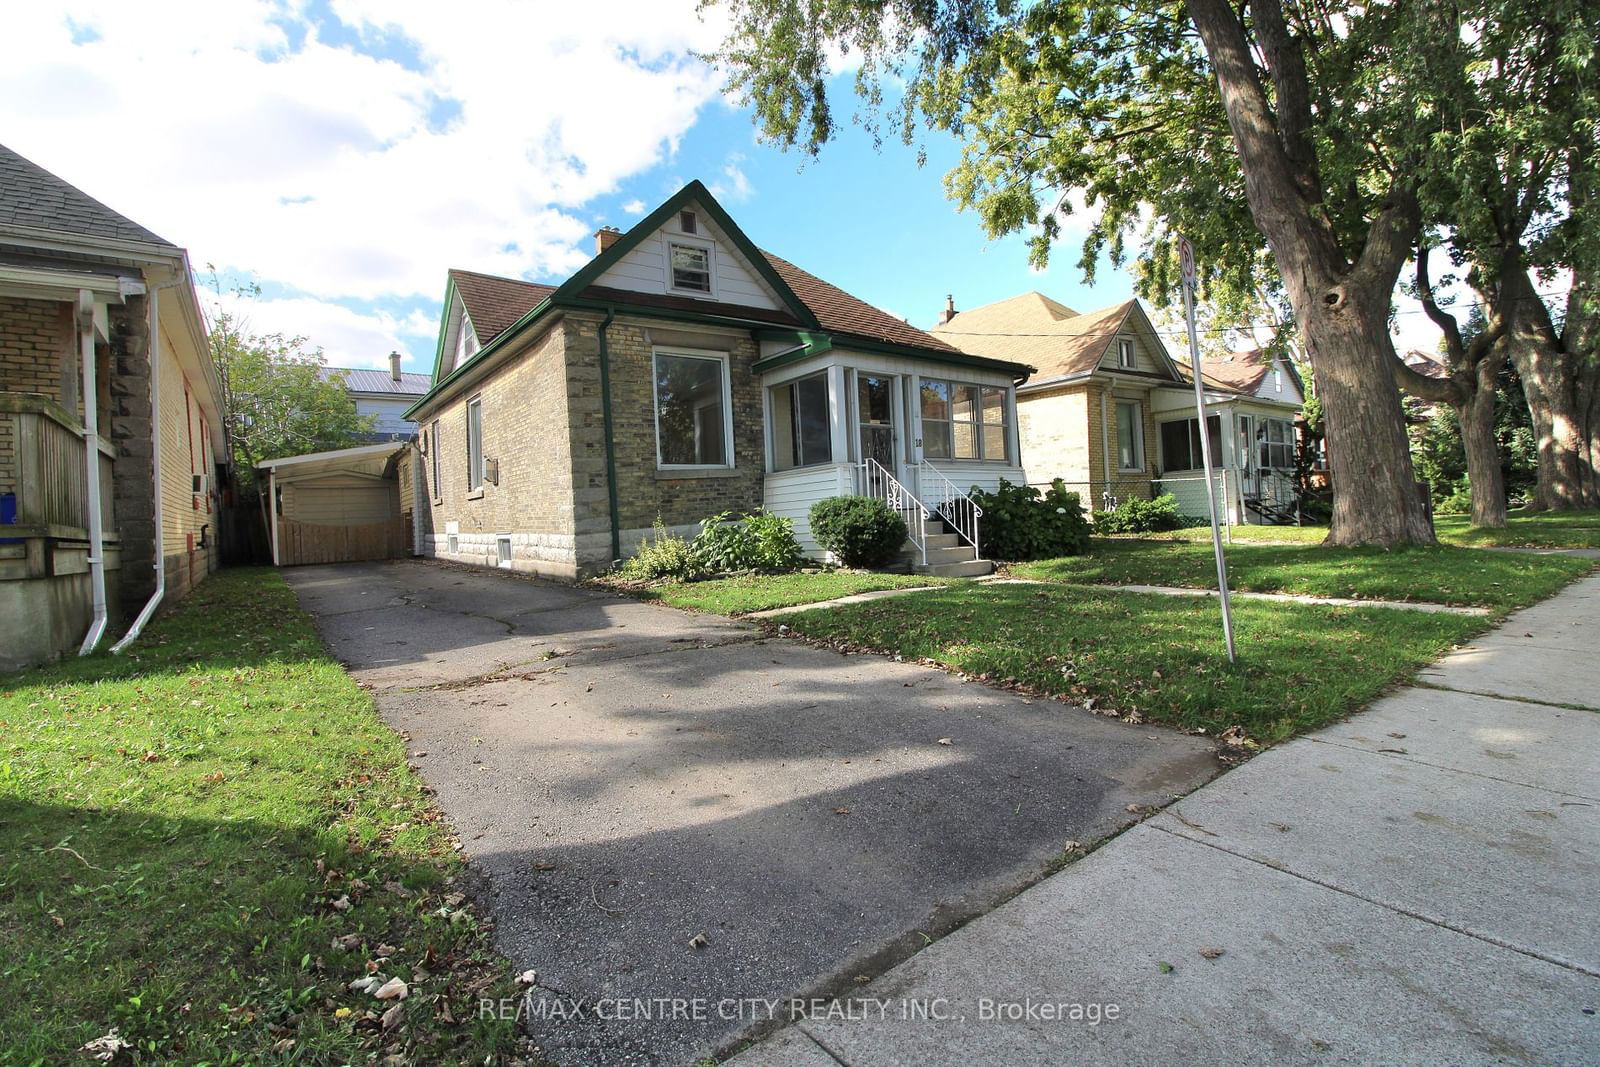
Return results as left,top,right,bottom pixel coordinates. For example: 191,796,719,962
0,392,116,538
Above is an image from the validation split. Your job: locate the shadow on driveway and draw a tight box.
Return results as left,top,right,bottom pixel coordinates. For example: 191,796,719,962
286,560,1221,1065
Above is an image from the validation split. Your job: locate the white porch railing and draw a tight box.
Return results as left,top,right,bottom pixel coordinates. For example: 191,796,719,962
918,461,982,555
855,459,928,565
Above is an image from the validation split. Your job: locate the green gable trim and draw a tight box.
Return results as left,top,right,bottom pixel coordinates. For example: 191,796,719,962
551,180,820,330
428,275,458,384
404,294,557,420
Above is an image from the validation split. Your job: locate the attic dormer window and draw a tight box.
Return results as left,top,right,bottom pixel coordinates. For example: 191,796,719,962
679,210,698,234
669,241,712,294
1117,338,1135,369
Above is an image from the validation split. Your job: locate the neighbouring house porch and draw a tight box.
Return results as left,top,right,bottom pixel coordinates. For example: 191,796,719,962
0,392,121,669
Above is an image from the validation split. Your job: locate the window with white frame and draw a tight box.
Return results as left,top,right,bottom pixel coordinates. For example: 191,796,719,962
429,419,441,501
466,396,484,491
920,378,1010,462
1117,337,1136,369
496,535,512,567
1159,414,1222,472
770,372,832,471
654,349,731,467
1115,400,1145,470
1259,417,1295,469
668,241,712,294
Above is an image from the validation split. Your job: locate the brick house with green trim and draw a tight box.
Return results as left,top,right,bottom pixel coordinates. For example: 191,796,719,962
402,181,1034,579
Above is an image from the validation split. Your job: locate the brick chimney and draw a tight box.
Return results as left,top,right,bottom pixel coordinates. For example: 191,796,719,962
388,350,402,382
940,294,957,324
595,226,624,255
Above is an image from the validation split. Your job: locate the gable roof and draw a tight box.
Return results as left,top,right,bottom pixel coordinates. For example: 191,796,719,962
934,297,1138,380
1173,349,1305,401
449,268,557,346
0,142,173,247
319,367,432,396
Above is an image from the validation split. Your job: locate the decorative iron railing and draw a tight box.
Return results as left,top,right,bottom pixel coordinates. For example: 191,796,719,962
917,461,983,555
855,459,927,565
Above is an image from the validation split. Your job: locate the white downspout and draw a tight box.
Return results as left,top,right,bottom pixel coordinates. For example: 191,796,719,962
112,286,165,654
77,290,109,654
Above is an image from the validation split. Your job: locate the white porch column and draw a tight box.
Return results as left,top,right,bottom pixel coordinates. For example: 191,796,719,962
826,364,850,469
1005,385,1022,469
268,468,280,565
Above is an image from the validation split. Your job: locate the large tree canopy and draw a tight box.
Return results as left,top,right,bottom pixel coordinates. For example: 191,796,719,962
705,0,1587,540
209,309,373,489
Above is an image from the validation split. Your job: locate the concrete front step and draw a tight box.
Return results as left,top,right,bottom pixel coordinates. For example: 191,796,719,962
921,559,994,578
923,544,980,566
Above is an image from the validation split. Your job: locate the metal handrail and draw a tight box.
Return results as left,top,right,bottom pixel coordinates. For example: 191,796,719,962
917,461,983,557
856,459,928,565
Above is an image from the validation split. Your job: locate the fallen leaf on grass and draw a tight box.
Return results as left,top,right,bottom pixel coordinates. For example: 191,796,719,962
381,1002,405,1030
348,976,385,995
375,977,409,1000
1198,947,1226,960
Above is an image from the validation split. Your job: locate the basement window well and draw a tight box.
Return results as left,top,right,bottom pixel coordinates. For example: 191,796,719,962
497,536,513,567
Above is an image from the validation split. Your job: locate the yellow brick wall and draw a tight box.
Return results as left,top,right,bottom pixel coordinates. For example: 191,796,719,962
416,320,579,575
1019,380,1156,510
156,325,218,598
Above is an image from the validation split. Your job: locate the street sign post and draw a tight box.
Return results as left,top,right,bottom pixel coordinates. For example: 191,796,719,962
1177,235,1237,663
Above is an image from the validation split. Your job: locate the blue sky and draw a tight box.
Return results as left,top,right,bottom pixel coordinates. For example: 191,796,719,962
3,1,1464,374
0,1,1149,376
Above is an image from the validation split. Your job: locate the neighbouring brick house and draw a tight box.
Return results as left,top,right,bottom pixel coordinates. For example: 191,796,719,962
931,293,1306,524
402,181,1034,580
0,142,226,670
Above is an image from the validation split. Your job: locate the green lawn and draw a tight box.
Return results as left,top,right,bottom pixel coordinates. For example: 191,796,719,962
639,571,957,615
1143,508,1600,549
0,570,523,1064
1007,539,1593,610
1436,508,1600,549
776,584,1485,742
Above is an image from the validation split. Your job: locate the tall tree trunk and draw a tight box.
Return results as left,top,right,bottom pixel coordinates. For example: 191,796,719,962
1186,0,1434,545
1506,269,1595,509
1459,384,1506,528
1304,289,1437,543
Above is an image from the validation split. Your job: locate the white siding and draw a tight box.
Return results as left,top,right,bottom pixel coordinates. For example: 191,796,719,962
923,463,1029,497
764,463,854,555
597,199,783,310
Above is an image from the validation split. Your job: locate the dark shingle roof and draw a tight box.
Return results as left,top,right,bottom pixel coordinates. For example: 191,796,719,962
446,251,960,360
0,142,173,246
449,268,556,345
319,367,432,395
761,251,960,354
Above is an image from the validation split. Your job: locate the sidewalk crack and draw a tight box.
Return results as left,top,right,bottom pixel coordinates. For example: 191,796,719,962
1305,735,1600,803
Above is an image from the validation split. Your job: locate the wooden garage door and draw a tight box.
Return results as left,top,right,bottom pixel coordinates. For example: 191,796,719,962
277,483,407,565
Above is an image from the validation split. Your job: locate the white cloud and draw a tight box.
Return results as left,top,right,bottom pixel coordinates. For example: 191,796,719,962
621,199,647,215
0,0,732,366
709,152,754,202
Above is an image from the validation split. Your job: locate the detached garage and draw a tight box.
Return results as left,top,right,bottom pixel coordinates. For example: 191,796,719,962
259,443,415,565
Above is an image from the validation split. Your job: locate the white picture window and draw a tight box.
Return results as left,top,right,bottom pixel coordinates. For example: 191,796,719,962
771,373,833,471
668,241,712,294
654,349,732,467
1117,338,1135,369
1115,400,1145,471
1259,418,1295,470
466,396,484,490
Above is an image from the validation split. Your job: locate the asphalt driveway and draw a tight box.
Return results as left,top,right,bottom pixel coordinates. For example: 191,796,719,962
287,560,1220,1065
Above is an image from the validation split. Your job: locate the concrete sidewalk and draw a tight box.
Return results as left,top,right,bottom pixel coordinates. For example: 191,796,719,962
729,573,1600,1066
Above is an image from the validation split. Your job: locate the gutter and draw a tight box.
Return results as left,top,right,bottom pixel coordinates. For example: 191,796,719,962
76,290,108,654
112,283,170,653
596,306,622,564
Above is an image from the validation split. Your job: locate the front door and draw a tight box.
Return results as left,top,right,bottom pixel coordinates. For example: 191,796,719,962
857,373,897,474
